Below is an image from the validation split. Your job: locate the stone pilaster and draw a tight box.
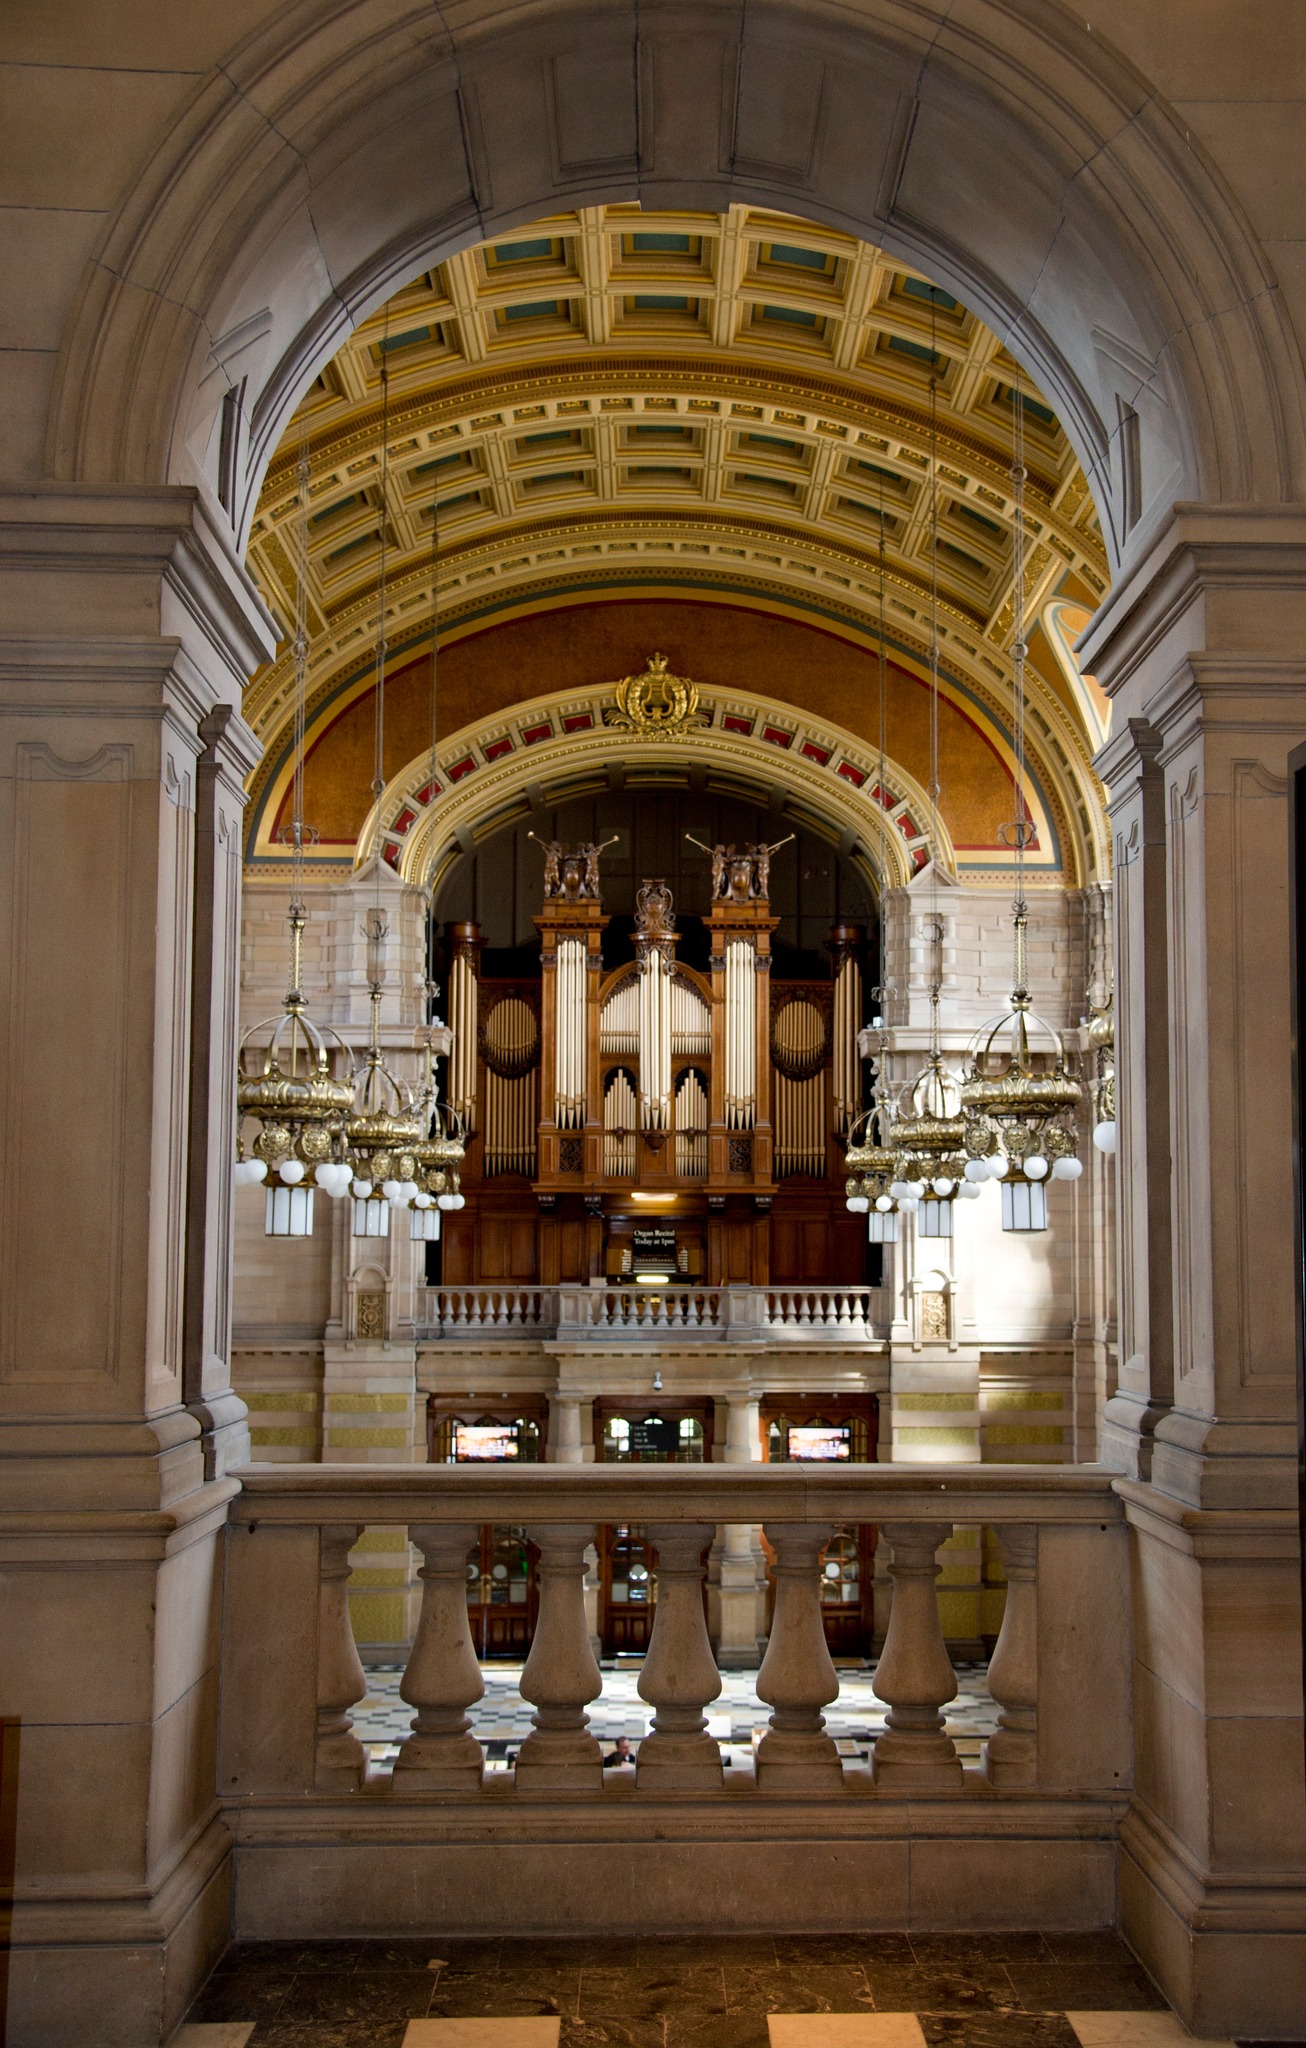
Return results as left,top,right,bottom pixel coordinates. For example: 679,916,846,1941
0,487,276,2043
1081,506,1306,2035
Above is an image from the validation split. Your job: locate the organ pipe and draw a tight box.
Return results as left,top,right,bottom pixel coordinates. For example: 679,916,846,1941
639,951,672,1129
832,951,862,1132
554,936,587,1127
674,1068,709,1177
599,978,639,1054
449,945,479,1134
482,996,539,1176
604,1068,638,1177
669,975,711,1054
771,997,828,1175
724,938,757,1128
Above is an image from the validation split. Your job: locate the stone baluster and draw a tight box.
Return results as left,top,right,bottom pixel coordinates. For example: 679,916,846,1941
871,1522,963,1790
755,1523,843,1789
636,1525,723,1791
982,1524,1039,1788
516,1524,604,1792
393,1523,486,1794
316,1523,368,1789
837,1293,853,1330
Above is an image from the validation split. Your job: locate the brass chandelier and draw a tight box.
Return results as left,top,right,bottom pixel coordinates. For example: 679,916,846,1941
957,367,1083,1232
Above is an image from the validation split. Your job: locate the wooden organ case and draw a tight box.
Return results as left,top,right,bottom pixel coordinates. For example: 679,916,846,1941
437,839,873,1288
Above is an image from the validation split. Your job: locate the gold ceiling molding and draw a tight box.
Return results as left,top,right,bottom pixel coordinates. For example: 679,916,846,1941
247,675,1082,894
241,569,1104,890
244,205,1108,731
362,682,952,898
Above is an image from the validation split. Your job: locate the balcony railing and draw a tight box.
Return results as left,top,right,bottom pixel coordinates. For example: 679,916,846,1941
224,1463,1125,1799
414,1283,885,1341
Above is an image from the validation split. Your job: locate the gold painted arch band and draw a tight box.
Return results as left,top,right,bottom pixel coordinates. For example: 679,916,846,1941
343,681,974,896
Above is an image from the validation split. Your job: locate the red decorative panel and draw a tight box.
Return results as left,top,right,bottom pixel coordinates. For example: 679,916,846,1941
392,807,416,836
800,740,831,765
723,714,753,735
836,761,866,786
483,736,513,762
897,810,919,837
562,712,594,733
521,722,553,745
382,842,400,868
448,755,477,781
762,725,794,748
414,780,440,805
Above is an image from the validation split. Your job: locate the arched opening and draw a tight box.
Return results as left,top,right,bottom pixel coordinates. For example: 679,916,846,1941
9,7,1306,2038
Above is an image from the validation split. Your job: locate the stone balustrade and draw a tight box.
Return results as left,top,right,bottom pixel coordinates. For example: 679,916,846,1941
414,1283,885,1341
223,1463,1125,1799
219,1463,1130,1937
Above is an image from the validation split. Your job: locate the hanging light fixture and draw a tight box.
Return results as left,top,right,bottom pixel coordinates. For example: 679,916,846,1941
410,1001,465,1240
959,360,1082,1230
888,986,973,1239
1090,996,1116,1154
405,399,467,1245
882,289,977,1244
346,907,425,1236
844,1014,902,1243
340,315,426,1238
235,441,355,1236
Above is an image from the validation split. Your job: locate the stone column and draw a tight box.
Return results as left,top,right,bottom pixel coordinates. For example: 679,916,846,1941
393,1523,485,1794
755,1523,843,1789
516,1523,604,1792
871,1522,963,1791
548,1390,587,1463
717,1394,765,1668
0,490,276,2041
636,1524,723,1790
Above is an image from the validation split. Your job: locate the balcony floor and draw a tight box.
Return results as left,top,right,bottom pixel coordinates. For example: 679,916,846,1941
178,1932,1190,2048
353,1660,1000,1774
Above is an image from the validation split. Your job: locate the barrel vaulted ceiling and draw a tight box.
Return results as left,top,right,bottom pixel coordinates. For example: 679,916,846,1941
242,206,1111,883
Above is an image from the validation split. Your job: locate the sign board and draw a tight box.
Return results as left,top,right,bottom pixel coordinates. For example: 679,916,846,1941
629,1414,680,1458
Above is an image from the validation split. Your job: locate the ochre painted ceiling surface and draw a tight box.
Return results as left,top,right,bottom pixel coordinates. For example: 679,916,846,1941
244,205,1109,881
275,600,1022,853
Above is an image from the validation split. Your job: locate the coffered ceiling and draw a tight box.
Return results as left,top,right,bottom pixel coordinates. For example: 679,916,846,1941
243,204,1109,835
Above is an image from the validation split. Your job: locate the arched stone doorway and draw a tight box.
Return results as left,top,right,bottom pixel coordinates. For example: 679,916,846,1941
5,6,1306,2041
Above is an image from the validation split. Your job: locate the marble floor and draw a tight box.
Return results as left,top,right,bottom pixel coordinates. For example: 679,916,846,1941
178,1933,1240,2048
353,1659,1000,1773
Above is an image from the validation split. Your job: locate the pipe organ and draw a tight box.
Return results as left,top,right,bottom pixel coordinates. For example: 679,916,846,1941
480,994,540,1177
830,923,863,1134
439,836,869,1288
772,993,829,1177
634,879,675,1131
553,936,588,1127
448,921,482,1134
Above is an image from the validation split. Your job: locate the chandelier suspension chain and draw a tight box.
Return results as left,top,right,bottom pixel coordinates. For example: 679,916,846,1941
1010,357,1029,1001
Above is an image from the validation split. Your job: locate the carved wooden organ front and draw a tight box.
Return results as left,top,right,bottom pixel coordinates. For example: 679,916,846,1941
440,838,871,1285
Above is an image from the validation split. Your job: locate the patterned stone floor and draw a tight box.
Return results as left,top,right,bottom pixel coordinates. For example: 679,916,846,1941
353,1659,1000,1772
178,1932,1250,2048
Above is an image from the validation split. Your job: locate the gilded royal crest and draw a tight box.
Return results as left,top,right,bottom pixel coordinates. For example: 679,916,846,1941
607,652,707,737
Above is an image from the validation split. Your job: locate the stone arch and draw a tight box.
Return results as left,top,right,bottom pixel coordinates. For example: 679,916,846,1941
329,682,967,898
47,0,1306,571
